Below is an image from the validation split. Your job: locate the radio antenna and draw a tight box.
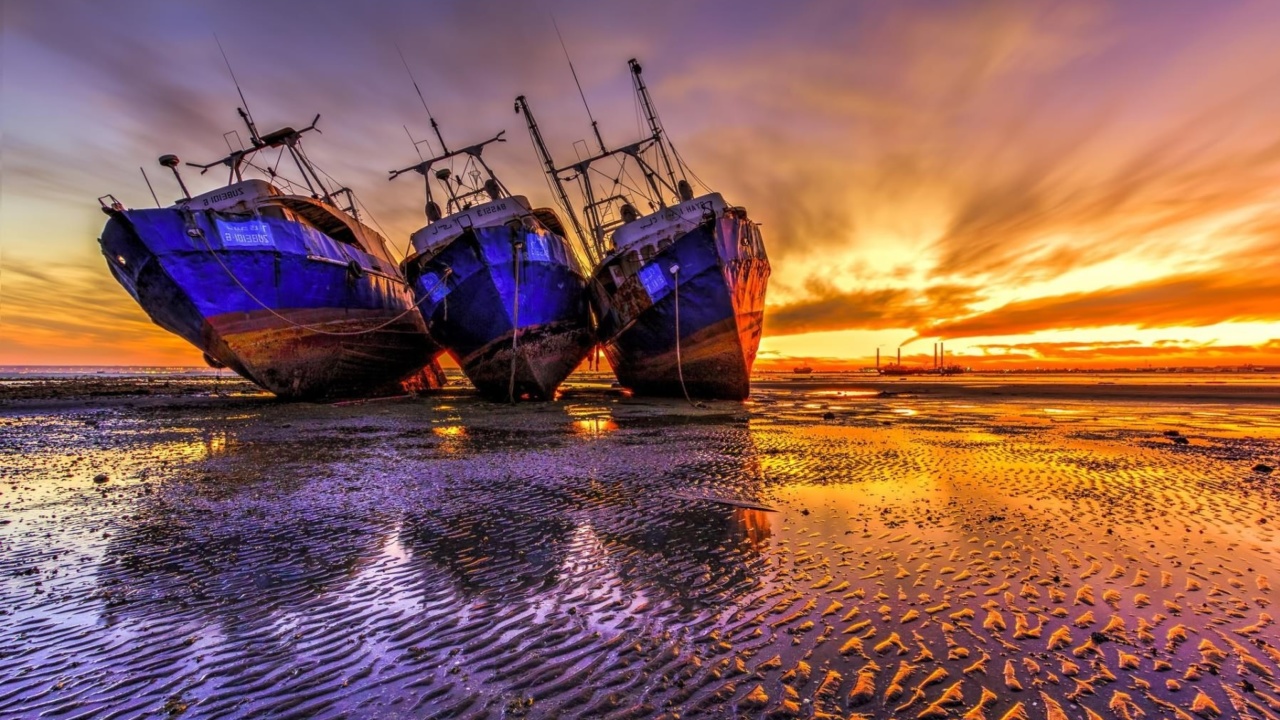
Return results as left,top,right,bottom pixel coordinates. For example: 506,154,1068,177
551,15,606,153
139,166,161,207
395,43,447,154
214,34,261,145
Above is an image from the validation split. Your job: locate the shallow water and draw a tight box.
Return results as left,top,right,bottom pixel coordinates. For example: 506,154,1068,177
2,384,1279,719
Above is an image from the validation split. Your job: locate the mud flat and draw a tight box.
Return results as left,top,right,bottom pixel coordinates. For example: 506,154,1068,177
2,378,1279,718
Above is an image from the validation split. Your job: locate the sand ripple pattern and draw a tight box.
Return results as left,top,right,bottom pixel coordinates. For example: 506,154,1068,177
2,389,1279,719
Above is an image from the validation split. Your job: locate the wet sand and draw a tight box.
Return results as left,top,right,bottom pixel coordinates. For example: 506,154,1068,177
2,376,1279,719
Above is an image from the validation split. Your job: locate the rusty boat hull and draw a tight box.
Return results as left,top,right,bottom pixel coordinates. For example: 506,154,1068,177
591,209,769,400
403,220,594,402
100,207,444,400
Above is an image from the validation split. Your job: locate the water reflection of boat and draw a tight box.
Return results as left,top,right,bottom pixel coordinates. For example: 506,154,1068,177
98,108,444,400
398,502,576,599
591,504,772,608
98,455,385,617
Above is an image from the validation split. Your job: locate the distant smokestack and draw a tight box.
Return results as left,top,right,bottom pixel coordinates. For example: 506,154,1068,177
941,342,945,366
897,347,901,365
876,348,880,369
934,343,938,368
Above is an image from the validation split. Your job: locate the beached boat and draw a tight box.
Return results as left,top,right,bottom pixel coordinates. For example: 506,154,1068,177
98,110,444,400
517,59,770,400
391,126,594,402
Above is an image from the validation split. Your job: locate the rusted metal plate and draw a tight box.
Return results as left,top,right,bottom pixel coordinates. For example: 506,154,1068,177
205,308,443,400
457,320,595,401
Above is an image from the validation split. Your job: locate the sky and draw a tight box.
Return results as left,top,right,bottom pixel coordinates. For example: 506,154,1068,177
5,0,1280,370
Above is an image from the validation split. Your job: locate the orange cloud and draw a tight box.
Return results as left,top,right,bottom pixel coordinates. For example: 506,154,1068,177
764,282,984,336
10,1,1280,368
925,268,1280,340
0,259,200,366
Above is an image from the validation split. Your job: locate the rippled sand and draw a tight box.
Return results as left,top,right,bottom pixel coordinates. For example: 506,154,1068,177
2,379,1279,718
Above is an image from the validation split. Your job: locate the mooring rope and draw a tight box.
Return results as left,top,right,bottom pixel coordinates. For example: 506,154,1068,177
191,218,450,337
508,239,523,403
671,266,697,407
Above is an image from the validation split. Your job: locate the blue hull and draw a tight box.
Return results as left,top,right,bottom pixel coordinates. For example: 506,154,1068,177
591,214,770,400
99,208,443,399
403,224,594,401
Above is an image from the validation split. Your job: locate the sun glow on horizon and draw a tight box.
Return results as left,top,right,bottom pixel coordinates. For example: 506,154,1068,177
6,1,1280,370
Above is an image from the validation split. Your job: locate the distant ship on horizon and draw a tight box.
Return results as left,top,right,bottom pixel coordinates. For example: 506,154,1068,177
876,344,967,377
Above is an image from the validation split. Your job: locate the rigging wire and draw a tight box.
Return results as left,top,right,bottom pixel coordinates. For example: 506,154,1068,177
508,241,522,403
551,14,606,153
586,164,648,205
394,43,438,158
669,144,708,195
310,161,402,260
269,146,287,179
671,266,696,407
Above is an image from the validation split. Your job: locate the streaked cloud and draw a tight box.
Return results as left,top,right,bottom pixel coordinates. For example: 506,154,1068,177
925,267,1280,340
7,0,1280,367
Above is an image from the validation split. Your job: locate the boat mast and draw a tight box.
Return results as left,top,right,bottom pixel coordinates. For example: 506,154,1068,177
518,60,684,261
552,16,607,155
515,95,593,261
394,48,513,219
388,132,510,218
396,44,452,158
185,112,346,211
628,59,682,198
212,37,330,205
258,112,330,203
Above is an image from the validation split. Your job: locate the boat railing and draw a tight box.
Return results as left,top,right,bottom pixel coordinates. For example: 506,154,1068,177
97,194,125,214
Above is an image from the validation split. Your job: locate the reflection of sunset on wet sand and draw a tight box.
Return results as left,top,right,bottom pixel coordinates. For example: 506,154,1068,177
2,376,1278,717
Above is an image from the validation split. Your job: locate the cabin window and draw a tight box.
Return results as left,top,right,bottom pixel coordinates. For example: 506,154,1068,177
640,245,655,261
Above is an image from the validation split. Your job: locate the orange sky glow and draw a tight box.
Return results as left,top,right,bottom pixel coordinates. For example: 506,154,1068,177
5,1,1280,371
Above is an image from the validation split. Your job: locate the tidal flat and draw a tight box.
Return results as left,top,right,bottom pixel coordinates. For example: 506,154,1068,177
2,375,1279,719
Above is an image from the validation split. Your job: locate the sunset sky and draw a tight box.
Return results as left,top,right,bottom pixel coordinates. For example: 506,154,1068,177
5,0,1280,370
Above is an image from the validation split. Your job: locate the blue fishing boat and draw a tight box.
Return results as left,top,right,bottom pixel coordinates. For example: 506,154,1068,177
391,124,594,402
516,59,770,400
97,110,445,400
